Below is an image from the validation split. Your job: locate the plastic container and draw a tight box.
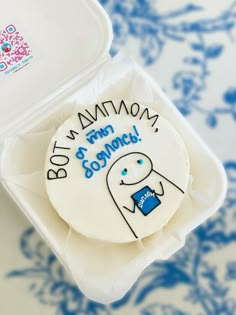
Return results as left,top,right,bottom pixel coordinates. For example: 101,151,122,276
0,0,227,304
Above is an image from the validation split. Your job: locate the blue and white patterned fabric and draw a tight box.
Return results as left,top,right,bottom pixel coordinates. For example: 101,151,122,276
1,1,236,314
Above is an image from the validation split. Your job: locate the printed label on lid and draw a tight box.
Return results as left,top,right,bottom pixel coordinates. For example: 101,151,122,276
44,100,190,243
0,24,33,80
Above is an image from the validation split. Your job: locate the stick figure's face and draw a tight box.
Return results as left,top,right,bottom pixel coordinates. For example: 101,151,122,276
107,153,153,187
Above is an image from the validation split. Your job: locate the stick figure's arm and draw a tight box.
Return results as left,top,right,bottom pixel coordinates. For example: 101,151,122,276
153,181,164,196
123,201,136,213
153,170,184,194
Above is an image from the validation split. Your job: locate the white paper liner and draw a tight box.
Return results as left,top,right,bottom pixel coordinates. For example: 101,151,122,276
0,53,227,304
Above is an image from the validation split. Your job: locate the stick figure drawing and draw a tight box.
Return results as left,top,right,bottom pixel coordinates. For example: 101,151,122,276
106,152,185,240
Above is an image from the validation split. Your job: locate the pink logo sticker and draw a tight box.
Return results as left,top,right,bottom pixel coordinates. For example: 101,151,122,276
0,24,33,76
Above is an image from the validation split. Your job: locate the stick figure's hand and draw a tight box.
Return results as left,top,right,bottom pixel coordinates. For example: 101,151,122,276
154,181,164,196
123,204,136,213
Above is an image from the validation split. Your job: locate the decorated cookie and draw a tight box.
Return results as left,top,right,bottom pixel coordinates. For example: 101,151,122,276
45,100,190,243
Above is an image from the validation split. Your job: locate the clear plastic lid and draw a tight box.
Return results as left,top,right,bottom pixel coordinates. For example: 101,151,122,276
0,0,112,134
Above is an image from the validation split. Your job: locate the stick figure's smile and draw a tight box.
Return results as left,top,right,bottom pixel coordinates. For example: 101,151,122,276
120,169,152,186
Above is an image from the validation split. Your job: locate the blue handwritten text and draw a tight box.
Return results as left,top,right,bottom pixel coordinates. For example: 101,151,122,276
75,125,141,179
86,125,114,145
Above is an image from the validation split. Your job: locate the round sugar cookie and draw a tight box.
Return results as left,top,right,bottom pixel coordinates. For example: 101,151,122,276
45,100,190,243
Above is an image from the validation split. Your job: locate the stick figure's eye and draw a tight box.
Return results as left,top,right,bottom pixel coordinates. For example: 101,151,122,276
137,159,144,165
121,168,128,176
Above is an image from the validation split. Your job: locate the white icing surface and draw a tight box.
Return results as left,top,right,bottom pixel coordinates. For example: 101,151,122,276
45,101,190,243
